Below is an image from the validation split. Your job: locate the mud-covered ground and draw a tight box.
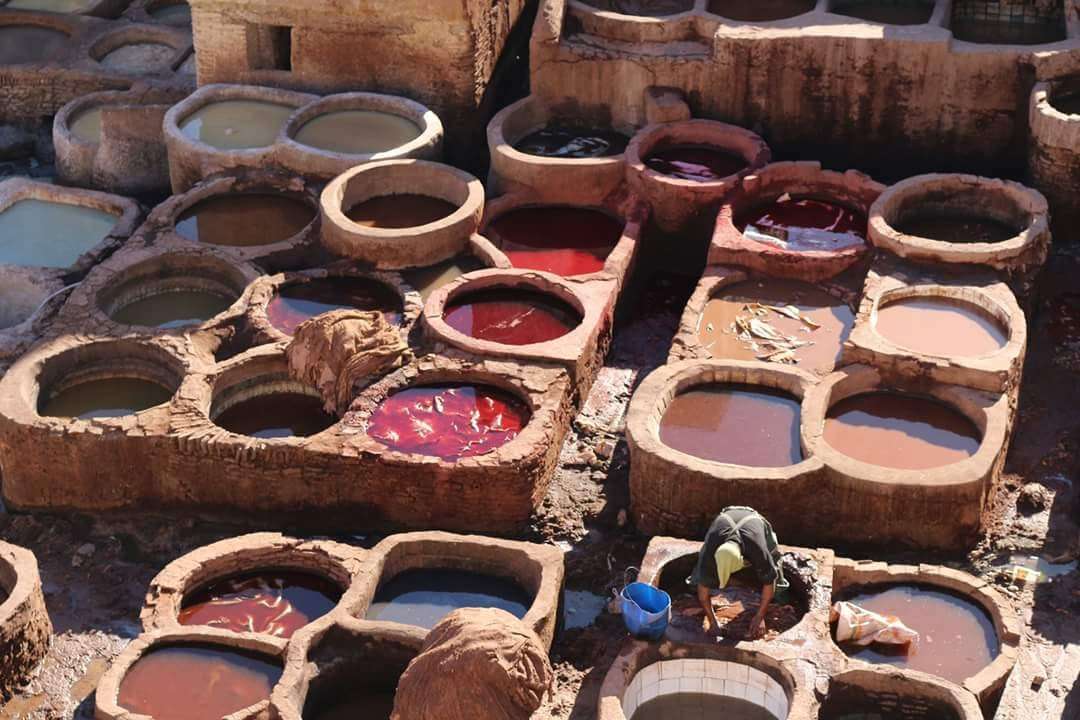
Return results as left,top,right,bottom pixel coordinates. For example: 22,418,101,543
0,207,1078,719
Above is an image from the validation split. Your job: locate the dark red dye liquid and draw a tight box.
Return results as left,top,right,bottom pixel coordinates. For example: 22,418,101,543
442,289,581,345
367,384,530,460
644,144,748,182
179,571,342,638
738,197,867,239
487,206,623,277
117,645,281,720
266,277,404,336
514,124,630,158
214,392,336,439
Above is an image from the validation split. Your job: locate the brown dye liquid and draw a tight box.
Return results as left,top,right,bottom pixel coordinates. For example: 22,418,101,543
895,213,1018,243
70,106,103,143
174,194,314,247
111,289,234,329
117,645,281,720
837,585,999,683
304,690,397,720
823,392,981,470
293,110,421,155
875,297,1007,357
40,378,173,419
213,392,336,439
951,17,1065,45
832,1,934,25
0,26,70,65
659,384,803,467
632,693,775,720
345,194,457,229
580,0,694,15
401,256,484,302
707,0,816,21
1051,92,1080,116
697,279,855,374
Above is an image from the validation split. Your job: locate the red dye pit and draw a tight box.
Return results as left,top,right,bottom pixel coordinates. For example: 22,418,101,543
117,645,281,720
514,124,630,158
367,383,530,460
266,277,404,336
179,571,342,638
486,206,623,277
738,197,867,252
644,144,748,182
442,289,582,345
836,584,999,683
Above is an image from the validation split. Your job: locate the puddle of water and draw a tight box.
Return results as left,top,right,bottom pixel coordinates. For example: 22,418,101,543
998,555,1077,584
563,590,607,629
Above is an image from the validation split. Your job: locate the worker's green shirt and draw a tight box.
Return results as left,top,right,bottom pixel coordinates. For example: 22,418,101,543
691,507,781,589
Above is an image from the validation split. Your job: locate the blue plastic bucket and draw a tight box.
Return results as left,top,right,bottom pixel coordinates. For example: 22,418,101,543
620,582,671,640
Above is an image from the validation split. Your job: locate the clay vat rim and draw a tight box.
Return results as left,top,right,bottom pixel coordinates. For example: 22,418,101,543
627,358,825,479
423,268,592,354
626,119,771,190
867,174,1049,263
95,250,253,332
30,338,186,424
279,91,443,163
488,95,630,169
395,236,508,298
802,365,1009,487
55,91,125,148
0,14,78,40
93,629,287,720
207,363,338,443
164,83,316,156
322,158,484,239
869,284,1017,362
567,0,699,22
168,186,319,251
251,270,414,344
823,667,985,720
87,23,189,64
0,541,44,637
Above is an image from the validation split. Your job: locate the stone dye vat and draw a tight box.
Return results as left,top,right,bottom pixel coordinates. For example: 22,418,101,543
164,85,445,192
831,559,1020,704
366,569,532,629
423,269,618,398
89,25,189,74
175,194,314,248
0,22,73,64
212,385,336,440
1028,77,1080,239
844,266,1027,394
0,542,52,698
868,174,1051,291
710,163,884,282
628,359,824,539
487,95,636,204
669,266,856,376
819,669,983,720
321,159,484,269
625,119,770,231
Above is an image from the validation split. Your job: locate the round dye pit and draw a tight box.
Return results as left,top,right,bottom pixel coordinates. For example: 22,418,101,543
0,26,70,65
486,206,623,276
267,277,404,335
345,193,457,229
98,43,176,73
831,0,934,25
514,123,629,158
149,1,191,25
707,0,815,21
0,199,117,268
697,279,855,373
366,383,530,460
179,571,342,638
823,392,981,471
580,0,694,15
818,681,963,720
69,106,104,144
366,568,531,629
950,16,1065,45
5,0,92,11
304,687,396,720
39,377,173,419
633,693,776,720
401,255,485,302
293,110,421,155
737,197,867,253
117,645,281,720
174,193,314,247
623,659,790,720
212,391,336,439
442,288,582,345
659,384,803,467
875,296,1008,357
834,584,999,683
109,289,234,329
1050,91,1080,116
644,144,749,182
179,100,296,150
894,212,1019,244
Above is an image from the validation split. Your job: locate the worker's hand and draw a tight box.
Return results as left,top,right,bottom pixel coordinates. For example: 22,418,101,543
748,612,766,639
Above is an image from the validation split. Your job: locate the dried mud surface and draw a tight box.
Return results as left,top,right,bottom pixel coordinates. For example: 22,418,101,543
0,220,1078,719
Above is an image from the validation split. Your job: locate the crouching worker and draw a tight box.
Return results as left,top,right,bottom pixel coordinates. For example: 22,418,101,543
691,506,788,639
